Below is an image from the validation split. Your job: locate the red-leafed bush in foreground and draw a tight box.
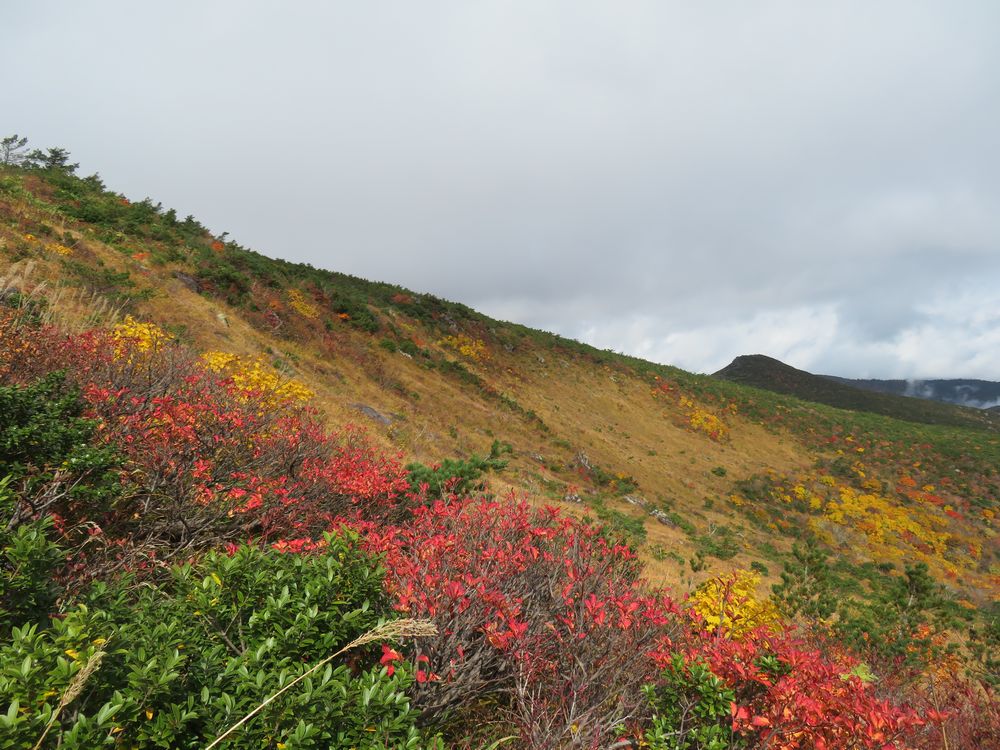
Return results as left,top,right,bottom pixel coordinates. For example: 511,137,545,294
354,497,679,746
350,498,951,750
669,626,927,750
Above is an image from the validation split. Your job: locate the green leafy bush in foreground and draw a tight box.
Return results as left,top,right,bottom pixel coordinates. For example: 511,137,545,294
643,655,739,750
0,534,433,749
0,478,64,635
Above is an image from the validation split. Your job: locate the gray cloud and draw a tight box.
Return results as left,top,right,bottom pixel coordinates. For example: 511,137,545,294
3,1,999,378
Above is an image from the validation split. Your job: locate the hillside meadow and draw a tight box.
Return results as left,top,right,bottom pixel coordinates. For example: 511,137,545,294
0,151,997,747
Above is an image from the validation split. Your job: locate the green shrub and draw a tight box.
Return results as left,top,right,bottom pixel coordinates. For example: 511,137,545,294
406,440,511,500
644,655,742,750
833,561,950,671
0,373,122,524
0,477,64,635
590,498,647,547
750,561,770,577
664,509,696,536
771,537,835,621
0,534,434,748
695,526,740,560
397,339,424,358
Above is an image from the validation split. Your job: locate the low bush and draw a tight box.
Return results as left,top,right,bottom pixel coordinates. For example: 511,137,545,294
0,372,123,532
0,478,64,635
0,535,435,749
405,440,511,501
357,498,678,748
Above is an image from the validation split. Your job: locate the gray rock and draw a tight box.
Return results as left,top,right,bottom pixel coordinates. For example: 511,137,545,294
649,508,674,526
173,272,200,292
351,403,393,425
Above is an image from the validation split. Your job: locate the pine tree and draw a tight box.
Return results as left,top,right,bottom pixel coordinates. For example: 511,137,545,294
26,146,79,174
771,536,836,621
0,134,29,165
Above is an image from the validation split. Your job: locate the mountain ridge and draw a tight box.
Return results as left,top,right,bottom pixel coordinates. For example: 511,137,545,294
713,353,1000,431
825,374,1000,410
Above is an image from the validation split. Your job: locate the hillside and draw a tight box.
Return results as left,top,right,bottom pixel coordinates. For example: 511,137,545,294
1,154,998,747
2,159,999,597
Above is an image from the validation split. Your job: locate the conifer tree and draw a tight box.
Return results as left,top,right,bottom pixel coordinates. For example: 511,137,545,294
0,134,29,165
771,536,836,621
26,146,79,174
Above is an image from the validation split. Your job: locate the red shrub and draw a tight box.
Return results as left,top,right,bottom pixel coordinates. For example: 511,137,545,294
672,625,934,750
355,497,680,747
1,318,409,565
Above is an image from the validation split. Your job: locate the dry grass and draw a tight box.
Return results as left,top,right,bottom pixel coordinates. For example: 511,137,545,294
31,649,107,750
1,260,125,331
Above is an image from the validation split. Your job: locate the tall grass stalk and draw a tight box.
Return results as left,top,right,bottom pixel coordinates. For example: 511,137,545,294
204,618,437,750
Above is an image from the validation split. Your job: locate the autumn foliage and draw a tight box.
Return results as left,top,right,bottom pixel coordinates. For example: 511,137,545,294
1,308,994,748
0,310,409,571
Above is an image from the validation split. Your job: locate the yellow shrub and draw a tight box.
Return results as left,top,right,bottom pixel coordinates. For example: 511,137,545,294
678,397,730,441
201,351,313,405
823,485,950,555
111,316,168,357
287,289,319,319
47,242,73,256
438,334,489,362
689,569,781,638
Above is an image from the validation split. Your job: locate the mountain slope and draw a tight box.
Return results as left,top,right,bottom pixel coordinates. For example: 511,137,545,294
1,162,997,613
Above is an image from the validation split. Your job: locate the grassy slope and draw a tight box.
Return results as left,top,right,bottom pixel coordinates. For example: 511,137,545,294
1,165,997,608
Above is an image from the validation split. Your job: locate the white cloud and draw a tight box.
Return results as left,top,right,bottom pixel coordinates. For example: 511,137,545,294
3,1,999,379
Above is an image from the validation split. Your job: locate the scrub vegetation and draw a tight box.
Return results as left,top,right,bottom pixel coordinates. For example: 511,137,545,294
1,140,996,748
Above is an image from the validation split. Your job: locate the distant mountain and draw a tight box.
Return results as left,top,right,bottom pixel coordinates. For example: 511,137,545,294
713,354,1000,430
824,376,1000,409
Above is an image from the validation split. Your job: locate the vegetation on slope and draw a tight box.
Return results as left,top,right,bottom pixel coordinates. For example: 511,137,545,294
2,309,996,748
0,138,997,747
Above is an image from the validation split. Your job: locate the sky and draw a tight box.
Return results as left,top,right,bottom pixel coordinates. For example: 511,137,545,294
4,1,1000,379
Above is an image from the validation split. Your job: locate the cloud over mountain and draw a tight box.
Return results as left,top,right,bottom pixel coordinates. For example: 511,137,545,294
5,0,999,377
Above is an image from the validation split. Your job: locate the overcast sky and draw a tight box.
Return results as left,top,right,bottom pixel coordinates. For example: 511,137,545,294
5,1,1000,379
